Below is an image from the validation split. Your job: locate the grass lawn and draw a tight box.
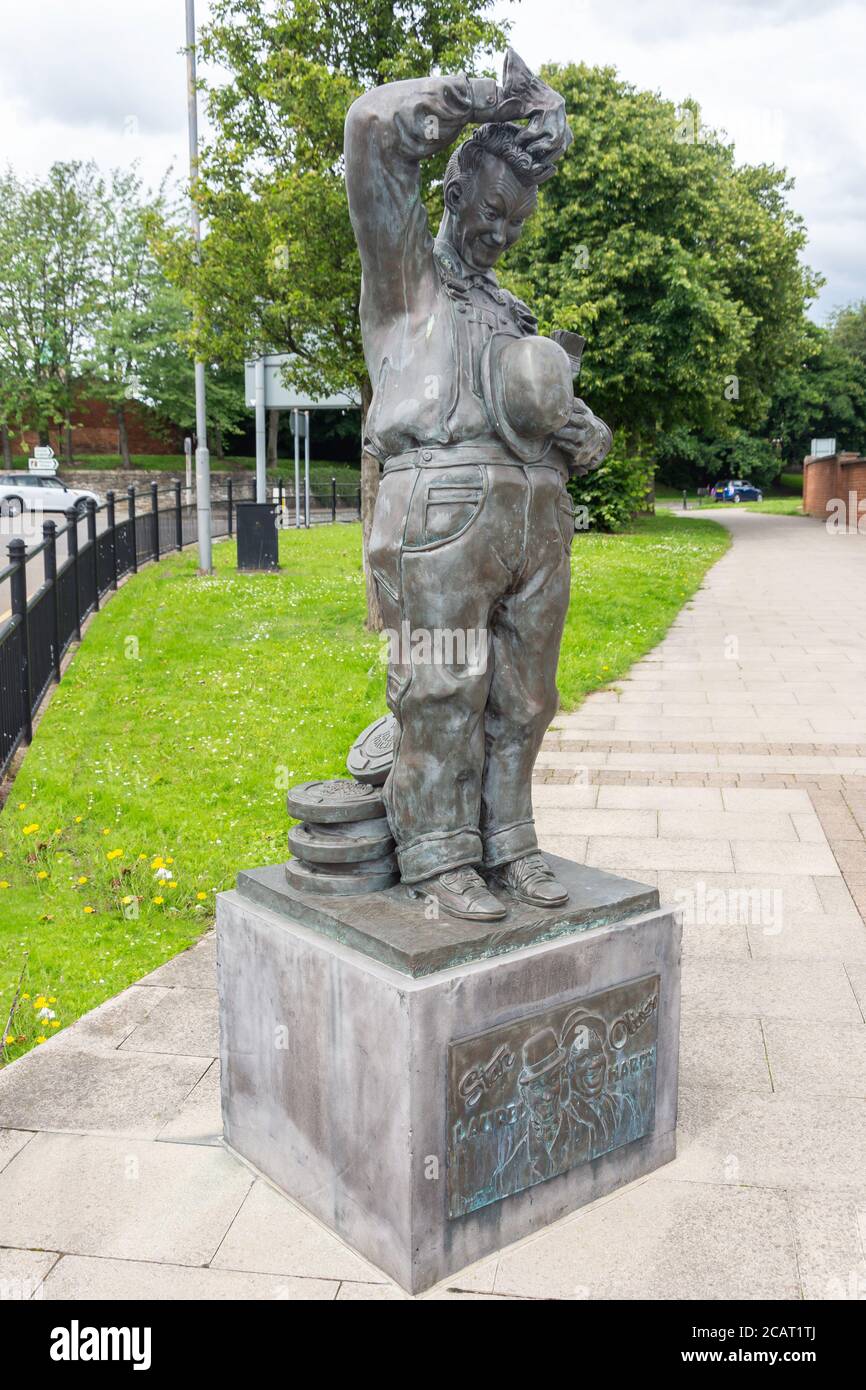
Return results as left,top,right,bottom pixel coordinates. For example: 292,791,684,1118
0,511,727,1060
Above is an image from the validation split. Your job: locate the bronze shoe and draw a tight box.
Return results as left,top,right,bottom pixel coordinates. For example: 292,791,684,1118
489,852,569,908
414,866,507,922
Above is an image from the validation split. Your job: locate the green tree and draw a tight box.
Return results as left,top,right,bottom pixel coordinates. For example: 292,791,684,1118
828,299,866,365
0,163,102,461
502,65,820,460
765,320,866,467
170,0,510,625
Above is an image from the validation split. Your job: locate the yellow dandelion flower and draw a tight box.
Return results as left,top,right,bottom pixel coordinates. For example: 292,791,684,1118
168,881,177,889
151,857,165,869
34,996,46,1007
83,905,95,915
37,870,48,880
0,881,9,889
138,853,147,861
121,894,133,905
196,892,207,901
36,1036,47,1044
3,1035,13,1046
48,996,56,1003
17,802,26,810
74,816,83,823
166,857,174,866
50,1020,60,1029
106,849,123,861
22,823,39,835
152,895,165,905
77,875,88,885
21,993,30,1000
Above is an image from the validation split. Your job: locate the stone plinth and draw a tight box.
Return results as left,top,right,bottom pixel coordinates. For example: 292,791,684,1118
217,856,681,1294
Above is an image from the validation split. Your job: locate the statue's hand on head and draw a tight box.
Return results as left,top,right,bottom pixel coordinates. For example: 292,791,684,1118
497,49,573,181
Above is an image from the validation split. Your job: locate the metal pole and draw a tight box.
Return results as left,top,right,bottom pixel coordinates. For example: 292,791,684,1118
151,482,160,561
43,520,62,682
65,507,82,641
294,407,301,528
86,499,100,611
304,409,310,527
186,0,212,574
174,479,183,550
127,487,138,573
255,356,267,504
331,475,336,524
8,538,32,745
106,490,118,590
227,478,233,537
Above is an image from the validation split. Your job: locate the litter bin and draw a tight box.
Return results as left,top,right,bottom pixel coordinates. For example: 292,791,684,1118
236,502,280,571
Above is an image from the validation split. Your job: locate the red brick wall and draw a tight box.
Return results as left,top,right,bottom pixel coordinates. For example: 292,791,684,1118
19,396,183,456
803,452,866,522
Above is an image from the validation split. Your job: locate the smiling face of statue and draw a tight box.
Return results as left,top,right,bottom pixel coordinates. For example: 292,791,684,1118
568,1027,608,1100
446,153,538,273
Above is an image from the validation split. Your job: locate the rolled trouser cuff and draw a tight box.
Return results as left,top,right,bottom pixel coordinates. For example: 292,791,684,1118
398,827,483,885
482,821,538,869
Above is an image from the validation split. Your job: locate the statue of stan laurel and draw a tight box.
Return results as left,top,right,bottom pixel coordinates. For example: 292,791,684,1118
345,50,612,924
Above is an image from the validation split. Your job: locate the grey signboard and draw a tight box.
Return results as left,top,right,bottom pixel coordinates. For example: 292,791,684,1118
447,974,660,1218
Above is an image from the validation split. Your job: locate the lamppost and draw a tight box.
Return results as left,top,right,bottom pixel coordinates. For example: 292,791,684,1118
185,0,212,574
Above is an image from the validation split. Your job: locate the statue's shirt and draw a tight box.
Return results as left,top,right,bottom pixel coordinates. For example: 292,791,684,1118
345,75,538,460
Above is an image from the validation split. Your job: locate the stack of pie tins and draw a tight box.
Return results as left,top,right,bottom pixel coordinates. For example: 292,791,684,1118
285,778,398,895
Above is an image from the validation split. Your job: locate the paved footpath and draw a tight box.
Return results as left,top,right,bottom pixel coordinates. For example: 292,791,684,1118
0,509,864,1301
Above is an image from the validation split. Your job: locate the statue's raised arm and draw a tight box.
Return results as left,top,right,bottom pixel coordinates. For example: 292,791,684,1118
344,50,572,344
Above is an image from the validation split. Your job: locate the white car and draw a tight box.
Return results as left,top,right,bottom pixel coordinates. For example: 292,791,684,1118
0,473,103,517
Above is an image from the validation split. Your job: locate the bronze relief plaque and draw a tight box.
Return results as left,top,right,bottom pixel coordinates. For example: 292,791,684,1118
447,974,660,1218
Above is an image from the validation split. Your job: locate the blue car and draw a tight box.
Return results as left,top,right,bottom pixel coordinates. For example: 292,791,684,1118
711,479,764,503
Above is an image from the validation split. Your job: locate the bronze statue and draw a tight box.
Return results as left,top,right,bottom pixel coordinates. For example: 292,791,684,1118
345,50,611,923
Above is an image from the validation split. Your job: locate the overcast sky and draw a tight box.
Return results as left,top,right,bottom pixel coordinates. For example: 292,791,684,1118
0,0,861,320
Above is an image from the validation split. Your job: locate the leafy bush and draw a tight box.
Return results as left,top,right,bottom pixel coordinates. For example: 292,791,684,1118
568,438,653,531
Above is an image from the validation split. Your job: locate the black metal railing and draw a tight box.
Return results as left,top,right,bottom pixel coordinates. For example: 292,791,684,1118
0,473,364,780
0,480,222,778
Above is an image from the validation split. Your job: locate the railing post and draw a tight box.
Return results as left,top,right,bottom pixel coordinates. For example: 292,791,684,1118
357,487,361,519
106,490,118,589
65,507,82,640
127,487,137,573
151,481,160,561
174,479,183,550
42,520,62,683
86,498,99,611
227,478,233,537
331,475,336,524
8,538,32,744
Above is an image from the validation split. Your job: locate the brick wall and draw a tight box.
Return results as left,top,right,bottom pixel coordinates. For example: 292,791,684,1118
803,452,866,523
19,396,183,456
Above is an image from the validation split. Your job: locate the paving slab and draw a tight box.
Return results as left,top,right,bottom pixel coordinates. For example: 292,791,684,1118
139,935,217,989
0,1047,210,1138
763,1019,866,1099
0,1132,254,1265
120,987,220,1059
40,1255,338,1301
157,1061,222,1146
678,1014,772,1093
664,1088,866,1188
786,1189,866,1300
682,957,862,1023
212,1178,389,1284
493,1179,799,1301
